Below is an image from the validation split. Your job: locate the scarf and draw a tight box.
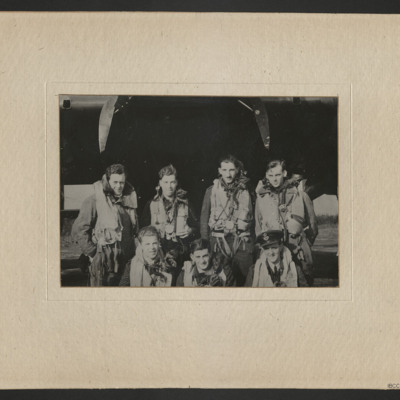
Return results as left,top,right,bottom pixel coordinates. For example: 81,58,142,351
154,187,188,222
219,174,250,206
101,174,138,208
130,245,171,286
256,178,298,198
193,263,224,287
182,261,223,287
154,186,188,204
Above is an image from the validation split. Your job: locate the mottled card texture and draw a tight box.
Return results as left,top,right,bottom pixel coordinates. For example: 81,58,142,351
0,12,399,389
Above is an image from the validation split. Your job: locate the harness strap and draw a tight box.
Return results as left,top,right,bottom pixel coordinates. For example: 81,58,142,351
211,231,249,257
211,232,232,258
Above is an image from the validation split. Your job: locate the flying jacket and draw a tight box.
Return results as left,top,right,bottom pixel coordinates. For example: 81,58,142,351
254,179,318,243
71,176,139,261
129,245,172,287
141,191,198,242
247,246,298,287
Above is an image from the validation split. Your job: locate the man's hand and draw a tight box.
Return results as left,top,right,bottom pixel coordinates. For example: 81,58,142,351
165,252,177,270
209,275,223,287
160,272,173,286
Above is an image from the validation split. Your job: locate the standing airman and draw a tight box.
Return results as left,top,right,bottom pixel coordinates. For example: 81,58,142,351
141,164,198,284
200,155,254,286
255,159,318,286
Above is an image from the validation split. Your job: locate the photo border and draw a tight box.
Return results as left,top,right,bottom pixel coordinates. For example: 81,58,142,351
47,82,351,302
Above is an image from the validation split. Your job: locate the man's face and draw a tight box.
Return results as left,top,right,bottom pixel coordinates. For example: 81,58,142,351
291,173,303,182
218,161,238,185
191,248,210,272
141,235,159,261
159,174,177,199
266,165,286,188
109,173,126,197
264,244,281,264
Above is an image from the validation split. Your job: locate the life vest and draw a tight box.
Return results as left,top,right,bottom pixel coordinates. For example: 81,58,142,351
208,179,251,234
93,179,138,249
255,181,306,237
150,197,190,241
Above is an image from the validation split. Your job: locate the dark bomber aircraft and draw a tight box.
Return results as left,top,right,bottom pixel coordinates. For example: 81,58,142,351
60,95,338,216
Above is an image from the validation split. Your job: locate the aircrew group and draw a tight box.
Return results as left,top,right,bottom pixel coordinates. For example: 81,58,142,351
72,155,318,288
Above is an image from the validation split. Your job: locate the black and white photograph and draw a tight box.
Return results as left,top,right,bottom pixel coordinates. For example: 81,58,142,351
60,95,339,288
